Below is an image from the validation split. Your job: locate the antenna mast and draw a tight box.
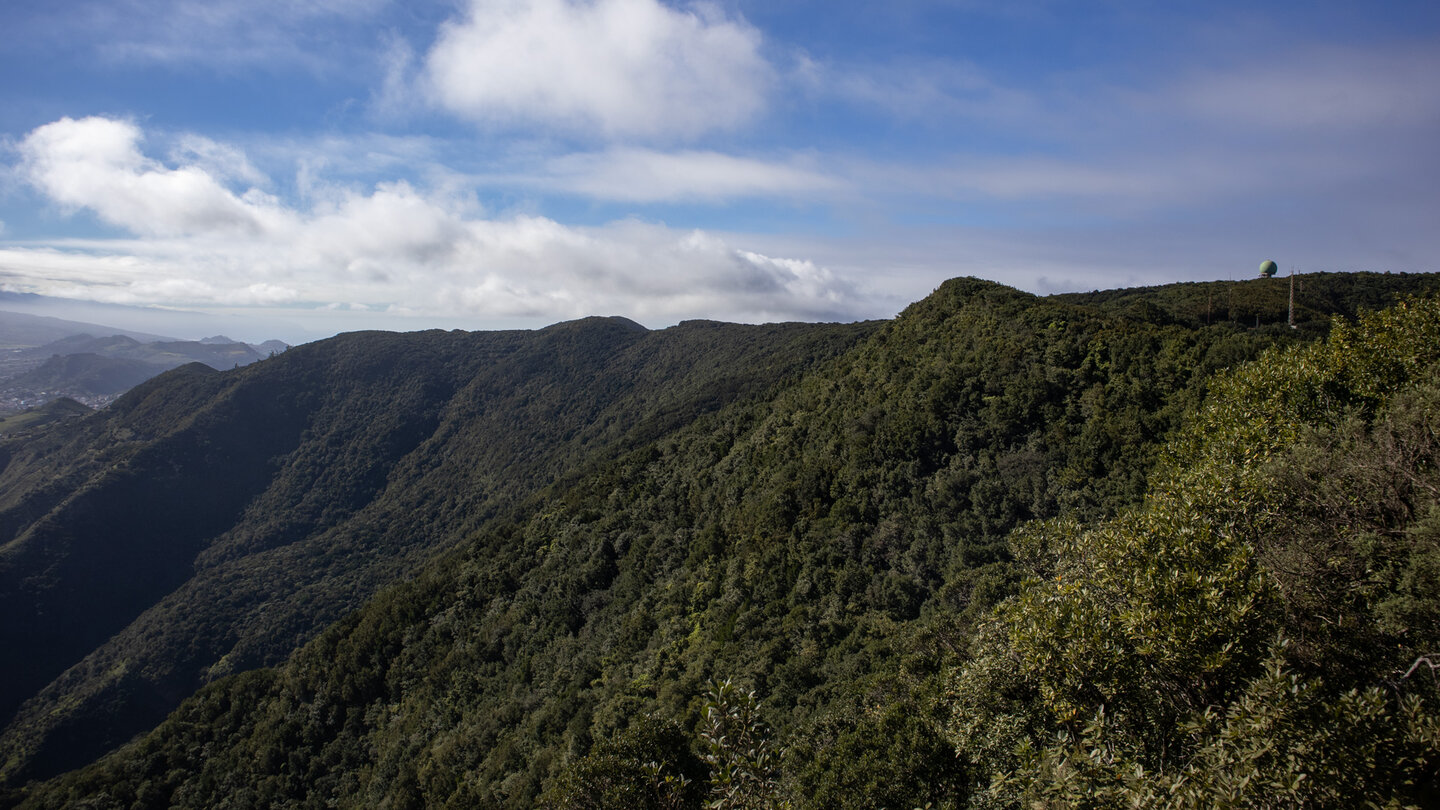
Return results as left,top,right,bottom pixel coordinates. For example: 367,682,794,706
1289,265,1297,329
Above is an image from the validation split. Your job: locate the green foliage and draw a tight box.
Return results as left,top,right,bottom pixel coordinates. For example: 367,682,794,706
700,679,785,810
1004,643,1440,809
0,318,873,786
6,275,1438,809
541,717,706,810
785,666,965,810
947,294,1440,807
0,399,90,436
1054,271,1440,334
10,278,1265,807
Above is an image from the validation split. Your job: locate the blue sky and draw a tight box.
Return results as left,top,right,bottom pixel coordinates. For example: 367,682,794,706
1,0,1437,341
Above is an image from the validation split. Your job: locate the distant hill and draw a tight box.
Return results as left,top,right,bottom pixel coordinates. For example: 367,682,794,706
0,399,91,437
1,354,159,399
0,311,170,352
0,316,286,413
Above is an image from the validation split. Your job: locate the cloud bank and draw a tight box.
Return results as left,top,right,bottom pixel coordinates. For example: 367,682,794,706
6,117,868,327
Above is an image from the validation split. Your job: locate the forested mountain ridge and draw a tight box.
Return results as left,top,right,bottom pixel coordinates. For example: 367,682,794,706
1,273,1438,808
0,316,874,787
948,296,1440,807
1051,270,1440,332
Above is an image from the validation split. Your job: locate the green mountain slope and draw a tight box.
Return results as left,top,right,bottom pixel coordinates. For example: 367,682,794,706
1052,270,1440,332
0,399,91,436
2,273,1438,809
0,317,873,786
948,296,1440,807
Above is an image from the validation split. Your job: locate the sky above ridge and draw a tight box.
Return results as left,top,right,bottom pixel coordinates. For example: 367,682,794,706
0,0,1437,341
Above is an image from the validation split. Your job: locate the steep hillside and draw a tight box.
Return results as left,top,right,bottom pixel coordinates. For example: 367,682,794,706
0,277,1333,808
0,317,873,785
2,273,1437,809
948,296,1440,807
0,400,91,436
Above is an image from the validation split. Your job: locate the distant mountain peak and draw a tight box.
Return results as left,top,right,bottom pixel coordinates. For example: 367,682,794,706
252,340,290,356
540,315,649,333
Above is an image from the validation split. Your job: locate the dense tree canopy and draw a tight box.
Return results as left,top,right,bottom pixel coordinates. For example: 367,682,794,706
948,297,1440,808
1,274,1438,809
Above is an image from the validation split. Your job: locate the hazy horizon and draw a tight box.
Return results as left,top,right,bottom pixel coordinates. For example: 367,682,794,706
2,0,1436,339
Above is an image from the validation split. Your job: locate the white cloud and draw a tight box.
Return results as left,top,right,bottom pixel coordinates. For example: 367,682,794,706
4,117,869,328
370,32,423,121
19,117,291,238
170,134,270,187
423,0,772,139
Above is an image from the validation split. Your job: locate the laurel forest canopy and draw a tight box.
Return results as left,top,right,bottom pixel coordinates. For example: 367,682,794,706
1,273,1438,808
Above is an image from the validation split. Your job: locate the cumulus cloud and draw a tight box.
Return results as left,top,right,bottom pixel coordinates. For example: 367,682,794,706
19,117,289,238
423,0,772,139
4,117,868,327
169,134,271,187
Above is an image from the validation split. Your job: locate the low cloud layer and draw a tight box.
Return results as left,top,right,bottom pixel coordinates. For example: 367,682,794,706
5,117,869,326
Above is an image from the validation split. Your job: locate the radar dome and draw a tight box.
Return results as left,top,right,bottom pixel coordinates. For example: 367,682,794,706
1259,260,1278,278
